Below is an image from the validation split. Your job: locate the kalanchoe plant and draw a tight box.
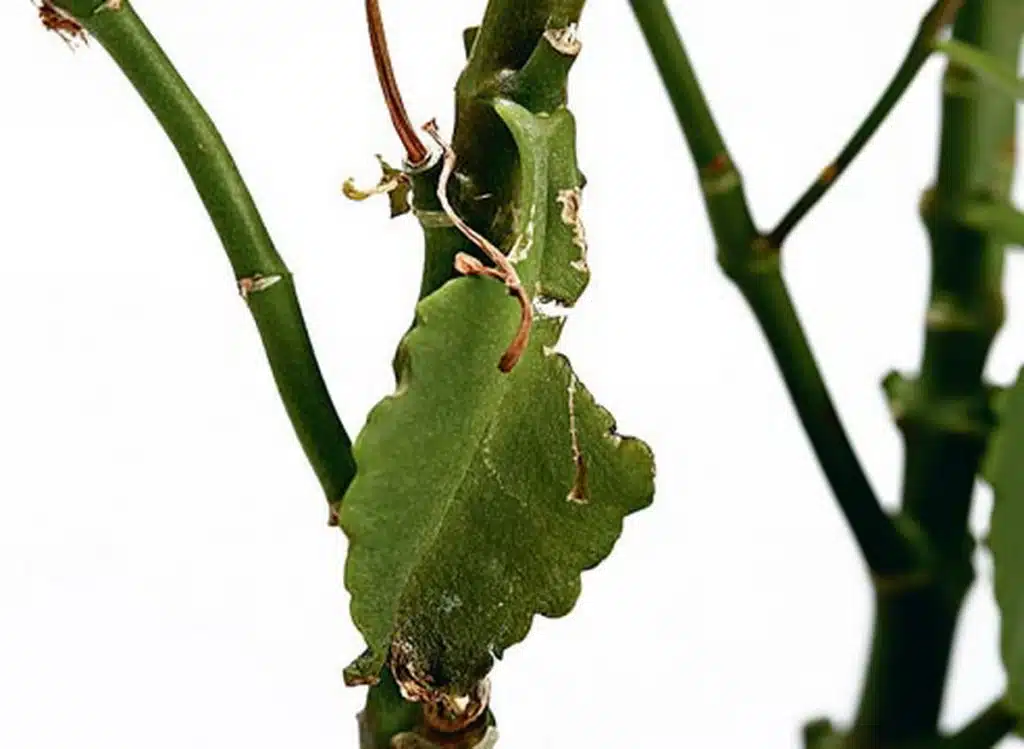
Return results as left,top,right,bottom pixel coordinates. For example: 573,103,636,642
14,0,1024,747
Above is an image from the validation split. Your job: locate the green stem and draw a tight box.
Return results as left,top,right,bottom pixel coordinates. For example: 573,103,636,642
944,698,1019,749
53,0,356,507
806,698,1018,749
767,0,963,248
451,0,586,232
851,0,1021,744
459,0,586,91
628,0,917,576
359,670,422,749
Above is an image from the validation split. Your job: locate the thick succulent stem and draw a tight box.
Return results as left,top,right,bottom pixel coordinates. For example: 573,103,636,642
51,0,356,506
358,0,593,745
451,0,585,232
850,0,1022,744
628,0,918,577
458,0,585,93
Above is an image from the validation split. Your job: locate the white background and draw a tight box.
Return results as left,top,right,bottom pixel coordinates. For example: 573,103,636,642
0,1,1022,747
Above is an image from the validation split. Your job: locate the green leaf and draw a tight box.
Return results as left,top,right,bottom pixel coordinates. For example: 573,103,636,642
340,100,655,694
935,39,1024,100
985,368,1024,715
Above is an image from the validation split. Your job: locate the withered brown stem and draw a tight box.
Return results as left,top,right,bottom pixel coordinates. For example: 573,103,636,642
365,0,429,166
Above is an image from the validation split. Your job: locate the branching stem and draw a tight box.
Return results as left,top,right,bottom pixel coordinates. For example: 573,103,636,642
628,0,917,576
766,0,964,248
632,0,1020,744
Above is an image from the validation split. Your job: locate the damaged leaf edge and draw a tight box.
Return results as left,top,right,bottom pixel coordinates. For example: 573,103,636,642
340,280,655,690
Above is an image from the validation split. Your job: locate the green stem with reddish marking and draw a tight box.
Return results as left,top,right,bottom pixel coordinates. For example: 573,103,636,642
631,0,1022,745
766,0,963,248
51,0,356,508
627,0,918,578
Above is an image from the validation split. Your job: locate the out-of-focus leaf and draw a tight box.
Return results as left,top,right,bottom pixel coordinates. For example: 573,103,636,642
984,369,1024,715
935,39,1024,99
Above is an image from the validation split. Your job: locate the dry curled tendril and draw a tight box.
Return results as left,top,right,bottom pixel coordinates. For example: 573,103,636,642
422,119,533,373
355,0,528,370
341,130,532,372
